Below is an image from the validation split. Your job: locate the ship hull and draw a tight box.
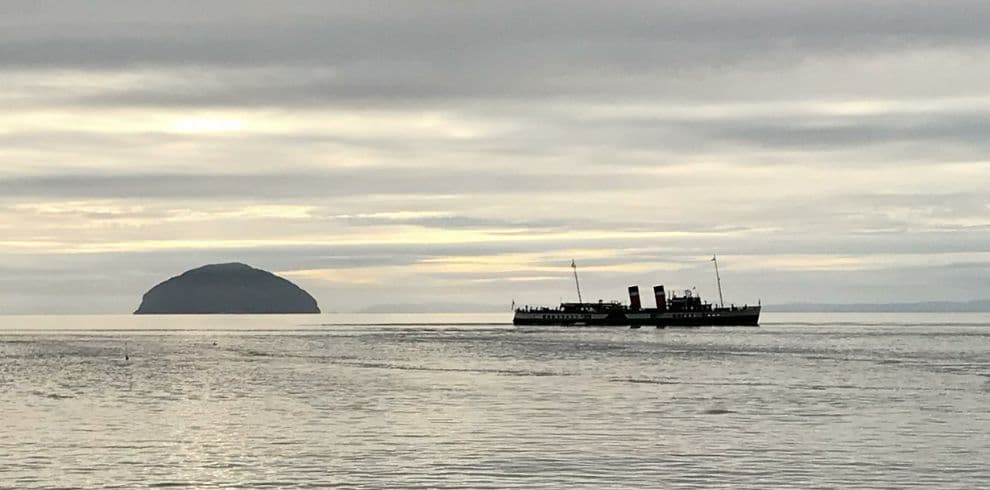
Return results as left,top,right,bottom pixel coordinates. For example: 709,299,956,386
513,306,760,327
626,306,760,327
510,311,628,326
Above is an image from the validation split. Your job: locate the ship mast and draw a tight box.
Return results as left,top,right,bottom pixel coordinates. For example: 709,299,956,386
571,259,584,303
711,253,724,307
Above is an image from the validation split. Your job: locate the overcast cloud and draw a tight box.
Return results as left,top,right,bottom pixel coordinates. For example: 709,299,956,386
1,1,989,313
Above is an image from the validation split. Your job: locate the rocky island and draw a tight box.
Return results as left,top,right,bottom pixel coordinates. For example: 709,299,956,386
134,263,320,314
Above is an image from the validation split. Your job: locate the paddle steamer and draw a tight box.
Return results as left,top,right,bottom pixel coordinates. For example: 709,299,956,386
512,255,760,327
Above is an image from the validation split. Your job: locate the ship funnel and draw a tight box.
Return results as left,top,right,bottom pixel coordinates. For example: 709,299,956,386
654,285,667,312
628,286,641,311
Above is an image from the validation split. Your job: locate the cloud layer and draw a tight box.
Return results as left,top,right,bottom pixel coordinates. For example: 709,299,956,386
2,1,989,313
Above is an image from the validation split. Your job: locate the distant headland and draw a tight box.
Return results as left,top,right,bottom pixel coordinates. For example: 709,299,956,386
134,263,320,314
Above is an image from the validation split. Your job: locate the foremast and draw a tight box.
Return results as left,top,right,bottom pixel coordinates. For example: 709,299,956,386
711,253,725,308
571,259,583,303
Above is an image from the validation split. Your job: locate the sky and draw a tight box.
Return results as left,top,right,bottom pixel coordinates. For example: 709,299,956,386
2,1,990,313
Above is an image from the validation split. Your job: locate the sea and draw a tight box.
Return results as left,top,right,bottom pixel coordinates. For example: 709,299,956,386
1,312,988,489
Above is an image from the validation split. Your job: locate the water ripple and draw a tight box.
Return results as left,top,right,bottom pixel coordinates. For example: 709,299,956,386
1,315,988,488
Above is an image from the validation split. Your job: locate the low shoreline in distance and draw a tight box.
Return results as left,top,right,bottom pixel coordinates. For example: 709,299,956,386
355,300,990,314
764,299,990,313
356,303,510,314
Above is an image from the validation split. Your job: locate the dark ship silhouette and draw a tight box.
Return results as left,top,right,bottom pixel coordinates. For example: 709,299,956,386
512,255,760,328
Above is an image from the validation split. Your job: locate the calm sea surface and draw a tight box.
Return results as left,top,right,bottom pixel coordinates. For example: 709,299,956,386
1,313,988,489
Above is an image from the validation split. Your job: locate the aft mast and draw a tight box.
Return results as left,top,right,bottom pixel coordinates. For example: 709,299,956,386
571,259,584,303
711,253,725,308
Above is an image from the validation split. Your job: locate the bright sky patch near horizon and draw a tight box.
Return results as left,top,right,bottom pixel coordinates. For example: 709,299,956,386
1,1,989,313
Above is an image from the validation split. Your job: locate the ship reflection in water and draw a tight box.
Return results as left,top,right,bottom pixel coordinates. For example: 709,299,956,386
513,255,760,327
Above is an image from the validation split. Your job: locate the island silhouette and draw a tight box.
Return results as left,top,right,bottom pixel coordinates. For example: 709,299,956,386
134,262,320,314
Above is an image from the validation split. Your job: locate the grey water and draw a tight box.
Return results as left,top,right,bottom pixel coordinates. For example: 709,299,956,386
1,313,989,489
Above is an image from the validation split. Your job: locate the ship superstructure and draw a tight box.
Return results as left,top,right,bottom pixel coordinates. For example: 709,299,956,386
512,255,760,327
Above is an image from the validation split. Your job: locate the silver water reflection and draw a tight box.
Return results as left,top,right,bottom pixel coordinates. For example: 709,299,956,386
1,313,989,488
